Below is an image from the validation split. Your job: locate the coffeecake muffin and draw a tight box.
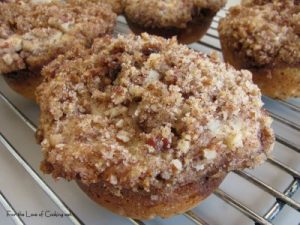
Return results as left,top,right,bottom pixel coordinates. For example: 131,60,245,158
123,0,227,44
37,33,274,219
0,0,116,99
219,0,300,99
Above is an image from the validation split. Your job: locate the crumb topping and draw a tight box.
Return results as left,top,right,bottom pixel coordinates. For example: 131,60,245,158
37,33,274,192
0,0,116,74
123,0,227,29
219,0,300,67
241,0,275,6
100,0,123,14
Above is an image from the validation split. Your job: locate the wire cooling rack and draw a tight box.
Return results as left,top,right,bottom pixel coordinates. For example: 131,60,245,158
0,1,300,225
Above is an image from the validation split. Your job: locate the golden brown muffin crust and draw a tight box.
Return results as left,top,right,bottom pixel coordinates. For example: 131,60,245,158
37,33,274,194
123,0,227,29
218,0,300,68
77,174,225,219
0,0,116,74
3,69,43,99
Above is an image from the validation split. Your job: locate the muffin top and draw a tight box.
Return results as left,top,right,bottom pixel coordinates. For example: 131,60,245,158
0,0,116,74
37,33,274,192
219,0,300,67
123,0,227,29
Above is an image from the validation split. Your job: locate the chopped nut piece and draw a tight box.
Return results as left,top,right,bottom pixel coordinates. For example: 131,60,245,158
144,70,160,84
226,133,244,149
116,119,124,128
2,54,13,65
177,134,192,154
203,149,217,160
194,163,205,171
106,106,128,118
171,159,182,171
49,134,63,146
177,139,190,154
116,130,130,143
56,144,65,149
109,175,118,185
129,85,143,97
7,35,23,51
112,86,127,105
146,145,156,153
60,22,73,32
207,120,221,134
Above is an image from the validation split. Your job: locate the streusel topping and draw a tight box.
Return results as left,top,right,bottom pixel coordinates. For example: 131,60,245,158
37,33,274,192
100,0,123,14
241,0,272,5
0,0,116,74
123,0,227,29
219,0,300,67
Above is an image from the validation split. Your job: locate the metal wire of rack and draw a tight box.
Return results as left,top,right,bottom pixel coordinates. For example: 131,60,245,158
0,3,300,225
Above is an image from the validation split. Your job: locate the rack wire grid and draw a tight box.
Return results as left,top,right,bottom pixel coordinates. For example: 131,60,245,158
0,1,300,225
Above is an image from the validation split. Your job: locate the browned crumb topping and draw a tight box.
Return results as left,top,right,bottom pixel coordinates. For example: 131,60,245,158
99,0,123,14
0,0,116,74
241,0,273,5
123,0,227,29
37,33,274,192
218,0,300,67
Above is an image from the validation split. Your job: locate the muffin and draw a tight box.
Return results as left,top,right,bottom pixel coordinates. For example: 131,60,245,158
0,0,116,99
123,0,227,44
36,33,274,219
218,0,300,99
